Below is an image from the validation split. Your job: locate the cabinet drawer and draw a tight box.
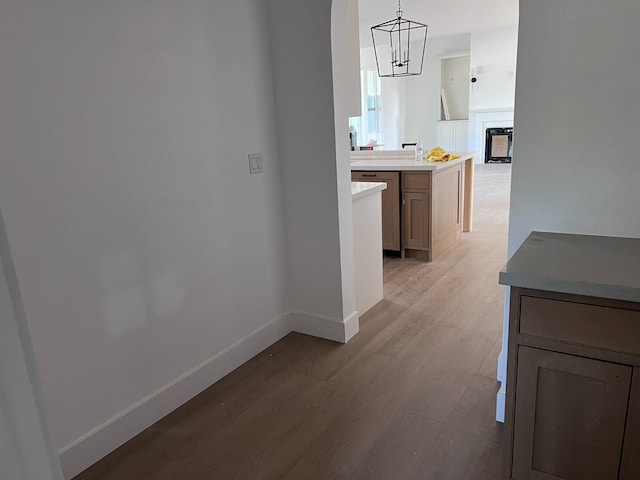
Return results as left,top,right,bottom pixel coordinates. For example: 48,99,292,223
402,172,431,190
519,295,640,356
352,172,388,181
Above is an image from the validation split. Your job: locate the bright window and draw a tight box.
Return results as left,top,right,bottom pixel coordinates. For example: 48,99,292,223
349,69,382,146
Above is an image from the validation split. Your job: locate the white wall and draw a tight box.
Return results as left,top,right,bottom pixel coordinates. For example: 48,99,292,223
403,34,471,149
441,56,471,120
508,0,640,254
269,0,358,340
0,0,293,477
332,0,360,340
467,26,518,160
1,208,63,480
469,26,518,113
358,46,408,149
498,0,640,420
340,0,363,118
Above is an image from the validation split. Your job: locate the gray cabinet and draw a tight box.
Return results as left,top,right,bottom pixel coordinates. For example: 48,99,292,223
506,288,640,480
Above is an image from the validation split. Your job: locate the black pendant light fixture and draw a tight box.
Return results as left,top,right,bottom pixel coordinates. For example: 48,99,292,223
371,0,428,78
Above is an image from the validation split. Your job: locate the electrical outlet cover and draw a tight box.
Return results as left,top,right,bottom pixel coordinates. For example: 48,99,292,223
248,153,263,174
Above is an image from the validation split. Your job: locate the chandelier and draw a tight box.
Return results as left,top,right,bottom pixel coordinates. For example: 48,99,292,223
371,0,428,78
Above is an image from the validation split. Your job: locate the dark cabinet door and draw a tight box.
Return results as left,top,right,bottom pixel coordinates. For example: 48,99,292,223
620,368,640,479
379,173,400,250
512,346,632,480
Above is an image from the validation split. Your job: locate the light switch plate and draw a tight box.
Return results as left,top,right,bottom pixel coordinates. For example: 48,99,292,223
248,153,263,174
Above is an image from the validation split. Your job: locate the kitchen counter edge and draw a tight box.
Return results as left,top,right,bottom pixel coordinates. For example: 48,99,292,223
499,231,640,303
350,152,477,171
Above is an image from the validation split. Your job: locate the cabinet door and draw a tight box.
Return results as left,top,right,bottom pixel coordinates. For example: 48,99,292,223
380,173,400,250
512,346,632,480
351,172,400,251
436,122,455,151
620,368,640,479
432,164,462,247
436,121,469,151
403,191,429,250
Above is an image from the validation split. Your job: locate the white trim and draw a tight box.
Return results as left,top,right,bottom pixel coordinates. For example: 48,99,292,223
496,288,510,423
58,314,291,479
342,310,360,343
288,310,360,344
441,89,451,121
469,107,516,114
497,350,507,383
496,386,506,423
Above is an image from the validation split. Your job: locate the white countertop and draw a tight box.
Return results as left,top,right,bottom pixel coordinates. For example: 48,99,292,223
499,231,640,302
350,151,477,171
351,181,387,200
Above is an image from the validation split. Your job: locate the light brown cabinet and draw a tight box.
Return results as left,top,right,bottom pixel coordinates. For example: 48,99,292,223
351,171,400,251
401,172,431,260
402,191,429,250
352,164,464,261
506,288,640,480
432,163,462,255
401,165,462,261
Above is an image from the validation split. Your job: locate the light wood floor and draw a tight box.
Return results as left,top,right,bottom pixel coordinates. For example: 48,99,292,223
74,164,512,480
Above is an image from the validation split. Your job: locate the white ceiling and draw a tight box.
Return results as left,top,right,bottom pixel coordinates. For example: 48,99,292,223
358,0,519,46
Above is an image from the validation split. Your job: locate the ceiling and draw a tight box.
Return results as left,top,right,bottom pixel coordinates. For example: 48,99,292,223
358,0,519,46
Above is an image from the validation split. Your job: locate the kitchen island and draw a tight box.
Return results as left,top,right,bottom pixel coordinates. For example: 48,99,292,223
351,151,477,261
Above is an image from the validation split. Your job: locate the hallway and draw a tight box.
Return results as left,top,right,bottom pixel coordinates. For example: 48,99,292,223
75,164,512,480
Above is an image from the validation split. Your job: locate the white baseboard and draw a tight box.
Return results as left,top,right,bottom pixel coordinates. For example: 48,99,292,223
496,385,506,423
58,309,361,478
58,314,291,479
287,310,359,343
497,349,506,382
342,311,360,343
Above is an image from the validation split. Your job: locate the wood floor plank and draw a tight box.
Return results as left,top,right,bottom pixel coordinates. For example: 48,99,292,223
72,439,182,480
302,355,412,475
410,376,506,480
283,459,345,480
262,332,362,381
351,411,445,479
477,334,503,380
171,374,340,480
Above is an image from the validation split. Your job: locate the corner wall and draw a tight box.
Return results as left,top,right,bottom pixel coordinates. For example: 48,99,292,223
398,34,471,149
268,0,358,338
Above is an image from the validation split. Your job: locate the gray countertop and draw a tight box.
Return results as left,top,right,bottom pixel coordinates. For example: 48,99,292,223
499,231,640,302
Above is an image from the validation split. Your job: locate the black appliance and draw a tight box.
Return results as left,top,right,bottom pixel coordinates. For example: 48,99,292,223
485,127,513,163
